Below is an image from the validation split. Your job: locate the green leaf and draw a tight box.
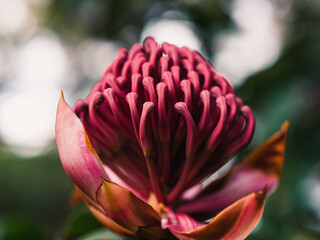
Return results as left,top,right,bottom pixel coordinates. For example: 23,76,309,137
63,207,103,240
0,214,47,240
78,229,123,240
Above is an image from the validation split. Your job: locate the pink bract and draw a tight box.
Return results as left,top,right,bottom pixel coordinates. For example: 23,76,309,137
56,38,289,240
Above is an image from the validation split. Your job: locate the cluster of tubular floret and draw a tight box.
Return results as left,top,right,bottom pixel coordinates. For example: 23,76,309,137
74,38,255,204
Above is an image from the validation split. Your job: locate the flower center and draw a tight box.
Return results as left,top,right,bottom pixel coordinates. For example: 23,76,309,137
74,38,255,205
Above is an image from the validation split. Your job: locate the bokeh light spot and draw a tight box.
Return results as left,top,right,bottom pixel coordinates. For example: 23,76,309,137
141,17,202,52
0,90,56,157
0,0,29,34
213,0,282,85
13,31,69,89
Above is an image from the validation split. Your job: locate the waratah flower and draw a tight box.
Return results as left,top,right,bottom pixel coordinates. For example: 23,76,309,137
56,38,289,240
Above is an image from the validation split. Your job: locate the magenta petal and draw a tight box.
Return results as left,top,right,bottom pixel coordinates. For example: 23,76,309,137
161,208,203,239
177,122,289,215
102,164,148,202
96,178,161,232
55,92,108,200
177,164,276,214
174,190,265,240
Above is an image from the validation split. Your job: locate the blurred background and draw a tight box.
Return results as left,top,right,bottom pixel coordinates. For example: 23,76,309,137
0,0,319,239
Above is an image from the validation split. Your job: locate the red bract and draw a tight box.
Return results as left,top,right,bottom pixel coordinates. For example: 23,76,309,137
56,38,289,240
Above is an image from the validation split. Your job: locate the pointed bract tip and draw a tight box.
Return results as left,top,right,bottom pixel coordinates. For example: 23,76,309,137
281,121,290,133
255,186,267,206
60,90,64,100
57,90,68,111
100,176,106,184
70,187,83,206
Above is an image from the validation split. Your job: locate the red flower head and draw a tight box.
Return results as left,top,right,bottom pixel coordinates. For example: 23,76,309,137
56,38,289,239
